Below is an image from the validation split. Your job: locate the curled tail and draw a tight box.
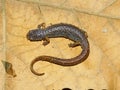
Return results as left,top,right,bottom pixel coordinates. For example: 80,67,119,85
30,48,89,76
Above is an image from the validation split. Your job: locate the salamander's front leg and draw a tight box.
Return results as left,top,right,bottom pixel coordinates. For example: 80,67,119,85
68,42,81,48
43,37,50,46
37,23,46,29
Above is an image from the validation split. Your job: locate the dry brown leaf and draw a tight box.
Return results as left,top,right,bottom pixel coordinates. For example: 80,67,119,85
0,0,120,90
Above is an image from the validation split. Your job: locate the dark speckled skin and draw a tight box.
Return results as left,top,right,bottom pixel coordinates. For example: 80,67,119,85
27,23,90,76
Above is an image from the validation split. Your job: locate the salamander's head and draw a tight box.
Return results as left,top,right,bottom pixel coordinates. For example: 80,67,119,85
27,29,45,41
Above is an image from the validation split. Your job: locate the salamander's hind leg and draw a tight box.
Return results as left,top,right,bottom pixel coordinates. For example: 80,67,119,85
43,37,50,46
37,23,46,29
68,42,81,48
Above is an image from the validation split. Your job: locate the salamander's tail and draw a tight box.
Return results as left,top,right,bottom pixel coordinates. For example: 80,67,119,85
30,56,59,76
30,47,89,76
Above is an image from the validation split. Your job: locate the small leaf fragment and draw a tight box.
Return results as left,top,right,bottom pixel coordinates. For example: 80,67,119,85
1,60,17,77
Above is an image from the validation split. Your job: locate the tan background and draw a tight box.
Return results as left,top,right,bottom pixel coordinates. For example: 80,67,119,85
0,0,120,90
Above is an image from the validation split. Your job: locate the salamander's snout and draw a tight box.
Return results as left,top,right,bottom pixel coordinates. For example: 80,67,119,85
26,30,33,41
26,30,40,41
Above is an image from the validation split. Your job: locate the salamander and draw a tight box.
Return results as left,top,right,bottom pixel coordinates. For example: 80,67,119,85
27,23,90,76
